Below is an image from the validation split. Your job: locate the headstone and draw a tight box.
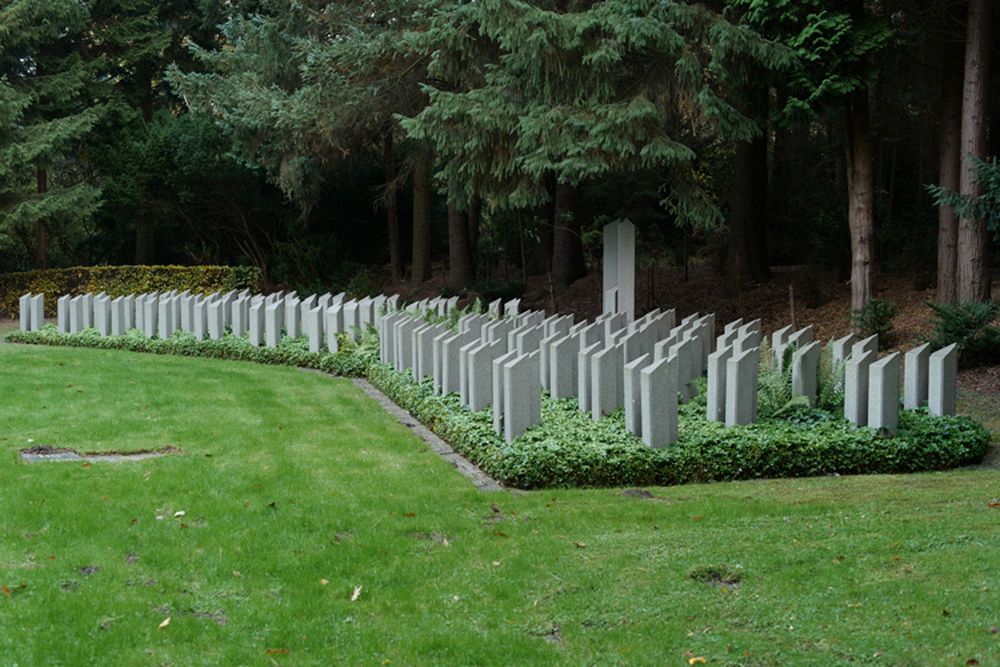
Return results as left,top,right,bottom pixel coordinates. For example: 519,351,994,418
94,295,111,336
602,219,636,321
69,296,83,333
18,294,31,332
502,351,542,442
867,352,900,435
468,340,504,411
487,299,502,319
192,298,208,340
81,293,93,329
623,353,651,435
669,336,699,402
591,342,625,420
227,298,245,337
640,355,679,447
492,349,521,434
546,333,578,400
249,302,265,346
577,340,604,413
844,350,876,425
459,339,482,406
265,302,283,348
142,297,158,339
725,346,759,426
441,330,477,395
157,297,175,340
343,300,360,341
706,345,733,422
791,341,822,407
432,328,454,395
206,299,225,340
903,343,931,410
110,296,126,336
305,305,324,353
57,295,70,333
928,344,958,416
284,295,301,338
852,334,879,359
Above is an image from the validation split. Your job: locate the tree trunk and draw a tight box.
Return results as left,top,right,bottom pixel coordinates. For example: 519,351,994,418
845,86,875,316
527,174,556,275
35,167,48,269
956,0,992,303
937,43,964,303
410,147,432,287
447,200,475,290
551,182,586,292
467,195,481,270
727,84,771,287
384,130,403,281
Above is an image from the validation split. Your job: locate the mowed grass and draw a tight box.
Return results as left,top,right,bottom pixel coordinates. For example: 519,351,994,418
0,344,997,666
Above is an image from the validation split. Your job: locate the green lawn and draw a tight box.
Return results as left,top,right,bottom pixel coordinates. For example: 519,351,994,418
1,344,997,666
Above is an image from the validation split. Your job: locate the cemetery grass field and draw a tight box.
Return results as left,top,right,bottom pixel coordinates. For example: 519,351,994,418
1,344,998,666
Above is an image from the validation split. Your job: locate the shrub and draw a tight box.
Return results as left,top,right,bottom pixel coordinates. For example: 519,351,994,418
926,300,1000,366
851,298,897,347
0,265,262,317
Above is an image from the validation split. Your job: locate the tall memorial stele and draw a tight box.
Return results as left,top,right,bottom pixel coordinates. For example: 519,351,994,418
602,220,636,322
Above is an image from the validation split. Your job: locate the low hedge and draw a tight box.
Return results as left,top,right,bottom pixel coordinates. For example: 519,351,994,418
6,326,992,489
0,265,261,318
6,326,369,378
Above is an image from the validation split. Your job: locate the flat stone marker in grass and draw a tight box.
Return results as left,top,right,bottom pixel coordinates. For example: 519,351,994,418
867,352,901,434
928,343,958,416
844,349,877,425
725,346,759,426
903,343,931,410
641,354,679,447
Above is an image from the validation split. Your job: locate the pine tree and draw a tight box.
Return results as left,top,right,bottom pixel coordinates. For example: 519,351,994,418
0,0,105,269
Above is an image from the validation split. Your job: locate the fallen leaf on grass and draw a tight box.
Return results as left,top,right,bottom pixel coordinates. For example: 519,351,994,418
81,463,92,469
320,579,329,586
688,658,706,665
988,502,999,509
1,585,9,597
158,617,171,629
266,648,289,655
401,512,416,518
173,511,185,518
573,542,587,549
351,585,362,602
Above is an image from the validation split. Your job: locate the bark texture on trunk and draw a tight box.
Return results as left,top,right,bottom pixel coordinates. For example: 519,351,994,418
447,200,475,289
845,86,875,316
410,147,433,287
956,0,992,302
937,44,964,303
551,182,586,292
35,167,48,269
727,84,770,287
384,131,403,281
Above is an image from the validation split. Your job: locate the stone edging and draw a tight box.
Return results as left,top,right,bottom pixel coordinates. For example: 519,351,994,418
351,378,504,492
297,366,501,491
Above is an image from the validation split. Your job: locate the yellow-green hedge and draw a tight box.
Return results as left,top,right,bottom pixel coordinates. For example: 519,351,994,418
0,265,261,317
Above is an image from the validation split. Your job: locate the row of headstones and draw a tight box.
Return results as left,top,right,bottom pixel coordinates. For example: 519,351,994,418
26,290,430,351
378,302,759,445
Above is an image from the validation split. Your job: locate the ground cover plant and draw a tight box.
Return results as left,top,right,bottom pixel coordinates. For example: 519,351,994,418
0,343,997,665
8,325,991,489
